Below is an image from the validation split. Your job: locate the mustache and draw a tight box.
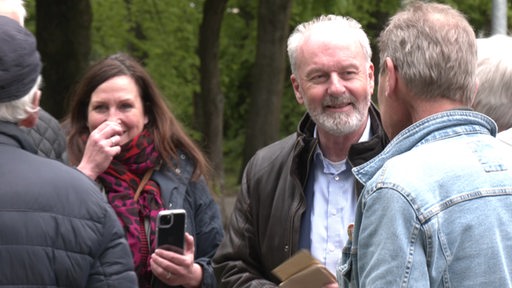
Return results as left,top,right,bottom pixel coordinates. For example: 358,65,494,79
322,94,355,106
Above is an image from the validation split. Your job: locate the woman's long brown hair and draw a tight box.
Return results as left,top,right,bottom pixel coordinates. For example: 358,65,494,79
66,53,210,180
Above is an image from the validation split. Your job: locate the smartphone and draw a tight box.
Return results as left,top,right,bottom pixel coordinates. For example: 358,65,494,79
156,209,186,254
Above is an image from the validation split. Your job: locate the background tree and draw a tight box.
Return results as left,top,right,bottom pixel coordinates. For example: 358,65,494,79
240,0,293,173
35,0,91,120
25,0,512,202
196,0,228,194
123,0,148,61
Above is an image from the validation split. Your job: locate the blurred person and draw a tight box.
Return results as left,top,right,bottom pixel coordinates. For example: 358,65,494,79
0,0,67,163
212,15,388,287
66,52,223,288
474,34,512,146
0,15,137,287
339,2,512,287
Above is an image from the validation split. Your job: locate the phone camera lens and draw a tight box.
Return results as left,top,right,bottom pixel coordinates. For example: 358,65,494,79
160,215,172,225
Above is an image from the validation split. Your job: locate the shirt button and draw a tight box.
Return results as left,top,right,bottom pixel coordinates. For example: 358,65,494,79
334,176,339,181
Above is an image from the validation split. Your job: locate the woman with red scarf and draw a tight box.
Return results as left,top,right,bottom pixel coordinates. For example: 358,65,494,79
66,53,224,288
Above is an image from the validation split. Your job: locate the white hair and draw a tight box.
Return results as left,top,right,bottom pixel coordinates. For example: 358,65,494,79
287,15,372,75
474,34,512,131
0,76,41,123
0,0,26,25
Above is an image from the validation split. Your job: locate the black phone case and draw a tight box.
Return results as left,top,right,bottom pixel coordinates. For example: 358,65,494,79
156,209,186,255
152,210,186,288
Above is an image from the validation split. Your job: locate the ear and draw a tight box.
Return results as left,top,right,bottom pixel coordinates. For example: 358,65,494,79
290,74,304,104
19,90,41,128
368,62,375,95
383,57,397,98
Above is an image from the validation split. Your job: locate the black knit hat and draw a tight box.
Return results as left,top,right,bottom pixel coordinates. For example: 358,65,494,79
0,15,41,103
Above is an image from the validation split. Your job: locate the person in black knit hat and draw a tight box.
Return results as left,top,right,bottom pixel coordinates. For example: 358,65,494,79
0,15,137,287
0,0,67,163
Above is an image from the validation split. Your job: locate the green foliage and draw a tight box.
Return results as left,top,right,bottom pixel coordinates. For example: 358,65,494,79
26,0,512,189
218,0,258,187
90,0,130,58
220,0,257,141
438,0,493,36
90,0,203,130
22,0,36,30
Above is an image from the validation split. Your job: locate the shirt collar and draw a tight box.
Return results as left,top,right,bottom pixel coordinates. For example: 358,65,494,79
313,117,372,174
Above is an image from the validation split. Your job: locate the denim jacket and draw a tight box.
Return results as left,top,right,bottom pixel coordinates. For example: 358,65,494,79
338,110,512,287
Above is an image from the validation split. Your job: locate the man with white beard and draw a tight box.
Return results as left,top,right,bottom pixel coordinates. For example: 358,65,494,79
213,15,389,288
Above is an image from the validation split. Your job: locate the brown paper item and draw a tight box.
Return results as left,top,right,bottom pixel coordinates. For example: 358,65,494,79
272,250,336,288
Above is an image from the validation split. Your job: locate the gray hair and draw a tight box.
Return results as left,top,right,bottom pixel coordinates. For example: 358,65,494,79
0,75,41,123
474,34,512,131
0,0,26,25
287,15,372,75
378,2,477,104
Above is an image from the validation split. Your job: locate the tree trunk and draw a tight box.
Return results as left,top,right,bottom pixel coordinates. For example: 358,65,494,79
196,0,228,195
36,0,91,120
240,0,293,174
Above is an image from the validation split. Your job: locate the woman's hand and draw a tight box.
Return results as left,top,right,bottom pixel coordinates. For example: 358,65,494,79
150,233,202,288
77,121,123,180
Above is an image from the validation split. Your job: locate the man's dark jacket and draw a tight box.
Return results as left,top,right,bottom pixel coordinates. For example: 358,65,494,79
0,121,137,287
212,104,389,287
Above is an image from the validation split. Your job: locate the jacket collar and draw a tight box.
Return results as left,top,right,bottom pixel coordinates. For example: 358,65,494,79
348,103,390,168
151,151,194,209
0,121,37,154
353,109,496,185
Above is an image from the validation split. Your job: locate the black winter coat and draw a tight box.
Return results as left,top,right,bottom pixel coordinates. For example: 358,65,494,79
0,121,137,287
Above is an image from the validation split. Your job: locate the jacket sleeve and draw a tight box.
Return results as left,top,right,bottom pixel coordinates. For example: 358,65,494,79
189,178,225,288
212,161,278,288
357,188,429,287
87,204,138,287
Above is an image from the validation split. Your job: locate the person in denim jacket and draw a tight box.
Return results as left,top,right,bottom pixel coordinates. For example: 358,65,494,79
338,2,512,287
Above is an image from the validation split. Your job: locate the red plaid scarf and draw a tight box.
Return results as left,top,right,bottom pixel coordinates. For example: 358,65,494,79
98,129,164,288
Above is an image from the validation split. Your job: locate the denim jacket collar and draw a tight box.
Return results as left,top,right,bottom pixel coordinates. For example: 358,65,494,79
353,109,497,185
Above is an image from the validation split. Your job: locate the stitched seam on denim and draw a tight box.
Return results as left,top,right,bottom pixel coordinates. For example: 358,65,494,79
401,222,421,287
419,188,512,223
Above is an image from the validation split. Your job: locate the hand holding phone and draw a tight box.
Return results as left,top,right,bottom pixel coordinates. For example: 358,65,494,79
156,209,186,254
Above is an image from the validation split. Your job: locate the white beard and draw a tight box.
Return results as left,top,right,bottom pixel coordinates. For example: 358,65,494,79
305,94,367,136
